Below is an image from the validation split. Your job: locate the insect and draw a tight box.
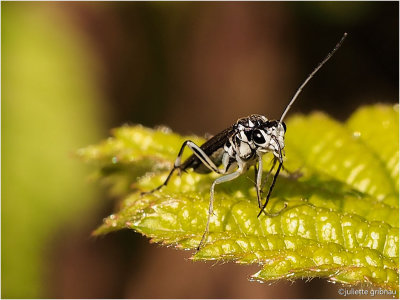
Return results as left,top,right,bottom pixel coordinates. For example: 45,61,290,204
144,33,347,250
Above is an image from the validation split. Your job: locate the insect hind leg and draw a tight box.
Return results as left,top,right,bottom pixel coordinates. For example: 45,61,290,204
141,166,179,195
178,140,224,174
142,139,223,196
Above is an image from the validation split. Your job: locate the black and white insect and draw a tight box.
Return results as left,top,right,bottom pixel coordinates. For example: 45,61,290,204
145,33,347,250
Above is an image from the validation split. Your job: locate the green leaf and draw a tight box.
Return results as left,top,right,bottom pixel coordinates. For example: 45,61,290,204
79,104,399,290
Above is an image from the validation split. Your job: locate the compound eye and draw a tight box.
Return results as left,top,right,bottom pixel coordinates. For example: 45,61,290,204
253,129,266,144
282,122,287,132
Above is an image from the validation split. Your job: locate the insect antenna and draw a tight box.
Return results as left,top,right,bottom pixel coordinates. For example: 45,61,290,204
280,32,348,122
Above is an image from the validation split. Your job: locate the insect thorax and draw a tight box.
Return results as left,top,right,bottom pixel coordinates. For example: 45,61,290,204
222,114,286,172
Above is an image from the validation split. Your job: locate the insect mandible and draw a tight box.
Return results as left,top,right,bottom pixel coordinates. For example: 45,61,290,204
144,33,347,250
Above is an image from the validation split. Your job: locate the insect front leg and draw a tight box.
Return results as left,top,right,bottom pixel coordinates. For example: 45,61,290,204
255,155,279,217
143,140,223,195
257,161,283,218
254,154,264,209
257,137,287,218
261,157,277,193
281,164,303,180
197,168,243,251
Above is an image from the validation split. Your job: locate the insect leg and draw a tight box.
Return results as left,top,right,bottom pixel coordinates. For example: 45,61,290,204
255,154,263,209
257,161,283,218
261,157,278,194
141,166,178,195
257,136,286,218
177,140,224,174
281,164,303,180
197,169,243,250
255,156,281,217
143,140,223,195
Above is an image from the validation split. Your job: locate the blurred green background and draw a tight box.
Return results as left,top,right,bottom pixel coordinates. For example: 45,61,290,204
2,2,398,298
